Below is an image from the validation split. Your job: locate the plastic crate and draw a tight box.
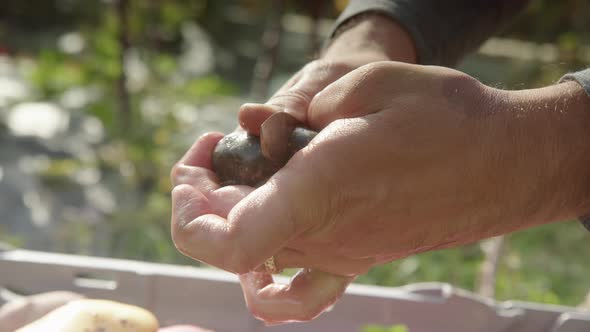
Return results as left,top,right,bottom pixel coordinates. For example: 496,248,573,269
1,249,589,332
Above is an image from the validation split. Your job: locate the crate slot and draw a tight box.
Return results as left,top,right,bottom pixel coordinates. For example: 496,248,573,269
73,272,117,290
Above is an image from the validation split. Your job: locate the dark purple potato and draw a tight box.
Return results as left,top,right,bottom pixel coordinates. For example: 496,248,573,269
212,113,317,187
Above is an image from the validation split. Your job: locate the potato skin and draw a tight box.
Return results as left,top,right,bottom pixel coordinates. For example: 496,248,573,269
212,127,317,187
0,291,84,332
212,131,280,187
16,299,159,332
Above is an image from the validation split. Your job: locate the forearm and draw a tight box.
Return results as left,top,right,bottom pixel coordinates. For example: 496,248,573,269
322,13,417,64
329,0,530,66
493,80,590,226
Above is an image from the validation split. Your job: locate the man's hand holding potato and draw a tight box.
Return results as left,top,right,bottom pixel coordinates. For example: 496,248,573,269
170,12,590,325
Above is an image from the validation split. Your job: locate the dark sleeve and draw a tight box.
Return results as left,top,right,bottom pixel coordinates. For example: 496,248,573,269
330,0,530,66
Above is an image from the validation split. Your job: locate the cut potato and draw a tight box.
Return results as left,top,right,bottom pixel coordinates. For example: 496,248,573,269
16,299,159,332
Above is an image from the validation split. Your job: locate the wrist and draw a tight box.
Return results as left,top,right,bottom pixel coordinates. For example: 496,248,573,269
495,81,590,224
322,13,417,64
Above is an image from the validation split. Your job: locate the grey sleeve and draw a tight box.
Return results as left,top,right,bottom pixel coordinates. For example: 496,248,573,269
560,69,590,98
330,0,530,66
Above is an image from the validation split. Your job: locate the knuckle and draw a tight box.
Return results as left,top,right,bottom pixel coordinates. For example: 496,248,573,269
170,163,192,186
270,89,311,109
170,163,182,184
301,61,352,88
303,59,348,75
355,61,392,83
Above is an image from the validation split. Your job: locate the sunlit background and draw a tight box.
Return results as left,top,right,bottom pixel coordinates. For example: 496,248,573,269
0,0,589,308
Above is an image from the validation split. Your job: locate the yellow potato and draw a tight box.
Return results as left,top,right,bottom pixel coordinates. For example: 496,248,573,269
16,299,159,332
0,291,83,332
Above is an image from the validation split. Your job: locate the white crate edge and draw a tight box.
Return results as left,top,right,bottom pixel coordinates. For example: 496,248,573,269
1,249,589,332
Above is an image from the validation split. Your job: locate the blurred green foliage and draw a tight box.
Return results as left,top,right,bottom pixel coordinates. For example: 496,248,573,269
0,0,589,309
362,324,408,332
358,221,589,306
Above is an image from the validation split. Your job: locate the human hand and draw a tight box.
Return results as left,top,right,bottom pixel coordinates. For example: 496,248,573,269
174,62,506,271
170,130,355,324
171,15,416,324
239,13,416,133
172,61,590,322
173,64,500,322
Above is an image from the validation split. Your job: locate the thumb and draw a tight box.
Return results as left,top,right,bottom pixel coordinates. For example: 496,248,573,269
240,61,345,134
239,79,316,135
225,150,326,271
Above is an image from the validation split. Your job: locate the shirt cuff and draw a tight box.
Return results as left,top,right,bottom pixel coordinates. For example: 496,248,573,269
559,68,590,97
